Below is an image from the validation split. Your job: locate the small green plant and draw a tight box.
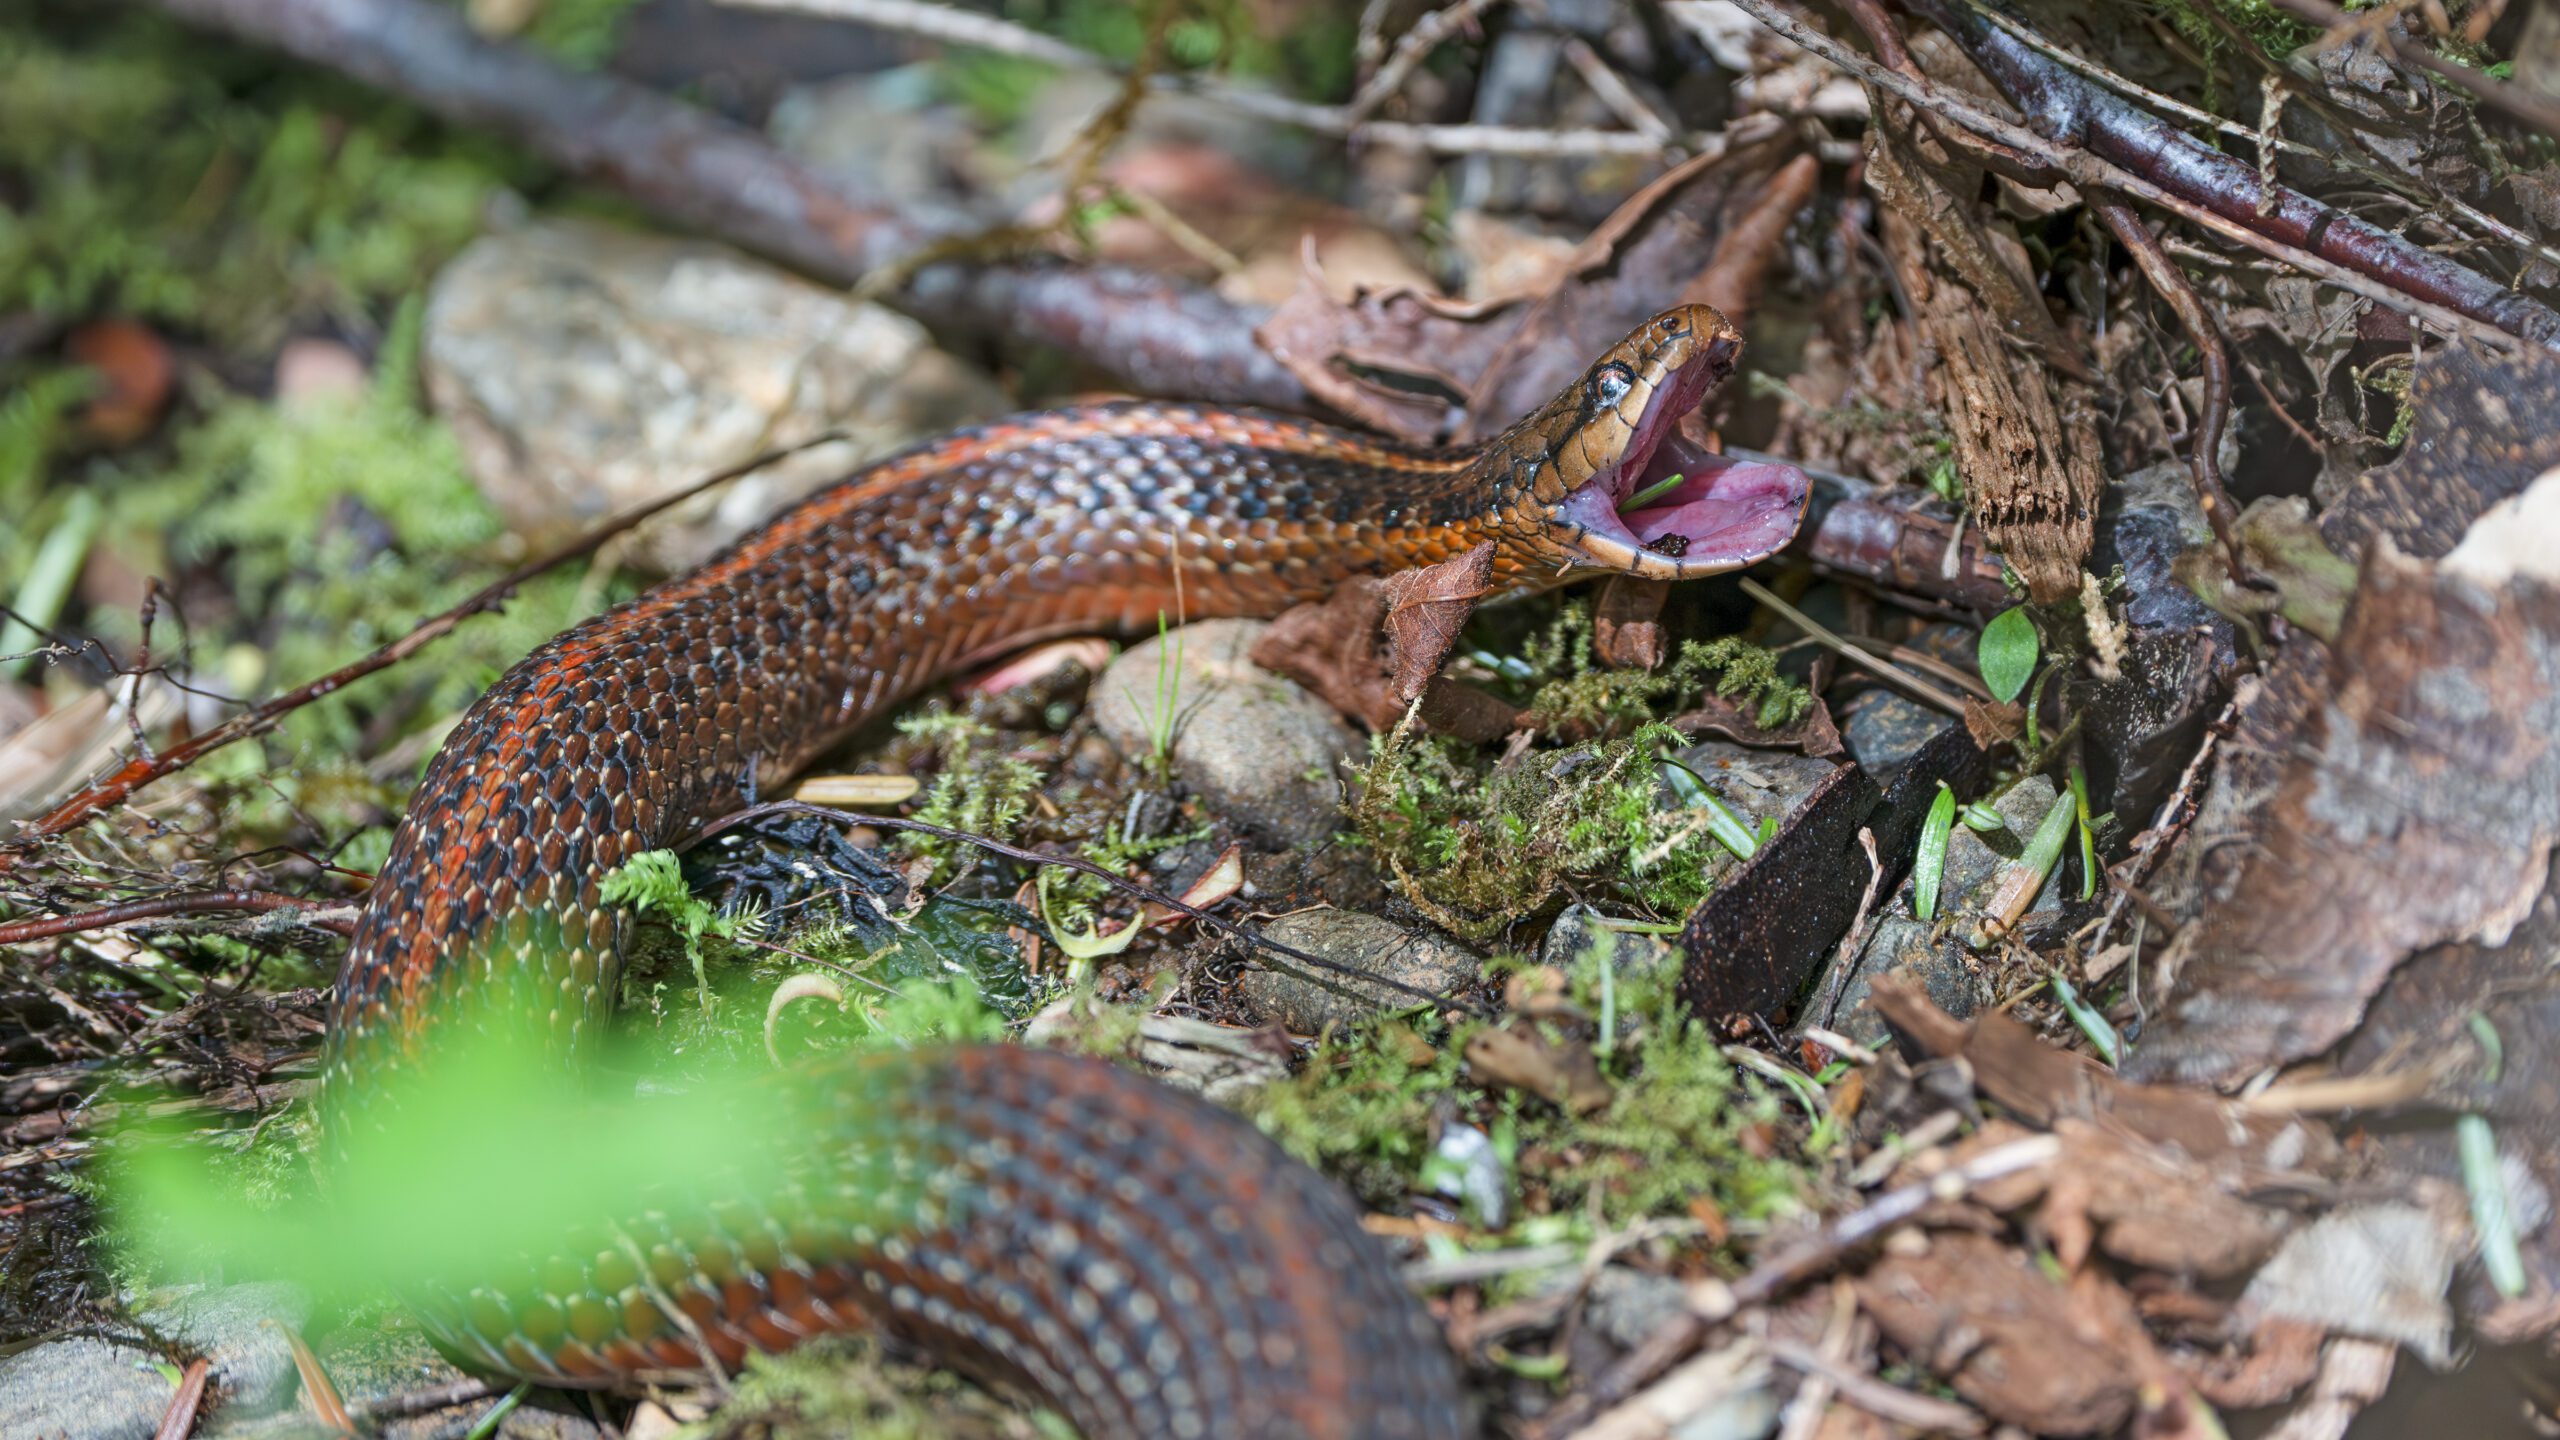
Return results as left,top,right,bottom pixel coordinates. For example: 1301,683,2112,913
1913,782,1956,922
600,849,763,1016
108,300,603,755
1120,613,1186,782
1252,938,1803,1232
1977,606,2040,704
895,712,1046,883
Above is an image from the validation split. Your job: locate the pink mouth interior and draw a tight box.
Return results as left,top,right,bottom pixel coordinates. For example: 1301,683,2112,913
1554,361,1810,568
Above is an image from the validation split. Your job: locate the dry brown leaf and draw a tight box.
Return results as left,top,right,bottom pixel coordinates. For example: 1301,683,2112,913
65,318,174,447
1870,976,2338,1174
1250,576,1519,743
1380,544,1497,705
1254,248,1519,442
1665,690,1844,757
1459,139,1801,441
1856,1231,2150,1436
1591,575,1670,670
1464,1021,1613,1115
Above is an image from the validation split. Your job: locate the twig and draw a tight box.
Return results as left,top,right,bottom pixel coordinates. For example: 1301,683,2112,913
0,892,357,947
1766,1337,1988,1434
150,0,1310,407
2147,0,2560,274
695,801,1493,1017
1736,578,1970,715
717,0,1683,157
1804,828,1883,1033
1,432,853,872
1561,36,1676,144
1728,0,2560,350
1343,0,1503,125
1526,1134,2063,1439
2092,197,2246,582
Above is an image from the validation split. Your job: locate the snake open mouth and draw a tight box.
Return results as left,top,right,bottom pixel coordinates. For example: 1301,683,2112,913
1550,354,1812,579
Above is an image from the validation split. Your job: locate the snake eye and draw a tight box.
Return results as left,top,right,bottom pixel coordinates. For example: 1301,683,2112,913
1658,313,1688,336
1588,361,1635,411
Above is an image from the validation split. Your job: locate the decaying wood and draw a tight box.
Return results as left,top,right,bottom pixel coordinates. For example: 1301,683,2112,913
1865,109,2103,604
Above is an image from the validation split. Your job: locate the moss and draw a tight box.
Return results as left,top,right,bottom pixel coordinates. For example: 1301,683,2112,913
1251,941,1804,1235
1253,1017,1475,1206
0,11,511,346
1510,603,1809,735
685,1333,1056,1440
1349,721,1728,940
516,0,647,69
106,301,606,759
896,711,1048,885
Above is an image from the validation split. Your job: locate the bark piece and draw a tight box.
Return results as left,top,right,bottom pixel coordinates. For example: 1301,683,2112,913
1855,1231,2147,1436
2133,546,2560,1085
2320,343,2560,561
1871,975,2338,1173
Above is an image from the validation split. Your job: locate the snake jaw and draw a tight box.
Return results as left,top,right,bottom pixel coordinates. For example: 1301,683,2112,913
1544,348,1813,580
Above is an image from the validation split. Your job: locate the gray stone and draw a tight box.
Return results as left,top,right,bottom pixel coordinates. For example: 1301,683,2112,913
1582,1267,1689,1350
423,218,1007,573
1840,691,1946,772
0,1336,172,1440
1659,740,1837,830
1089,619,1362,849
143,1282,308,1411
1237,908,1479,1032
1539,903,1679,987
1646,739,1839,896
1820,776,2070,1043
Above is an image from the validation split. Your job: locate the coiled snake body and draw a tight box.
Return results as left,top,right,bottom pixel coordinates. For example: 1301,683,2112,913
329,306,1807,1438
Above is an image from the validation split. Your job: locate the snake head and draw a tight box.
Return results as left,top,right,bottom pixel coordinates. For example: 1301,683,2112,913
1496,305,1810,581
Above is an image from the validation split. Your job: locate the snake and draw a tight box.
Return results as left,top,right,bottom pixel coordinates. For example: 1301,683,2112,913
325,303,1809,1439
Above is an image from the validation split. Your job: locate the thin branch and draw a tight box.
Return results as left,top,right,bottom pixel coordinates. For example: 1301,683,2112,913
1528,1135,2064,1439
1561,36,1676,144
1727,0,2560,351
1,432,851,872
1959,0,2560,277
1343,0,1503,126
2093,197,2246,582
1736,578,1970,715
0,892,357,946
717,0,1681,157
2270,0,2560,141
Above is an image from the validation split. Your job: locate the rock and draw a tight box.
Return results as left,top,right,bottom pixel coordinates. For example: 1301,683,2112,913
202,1316,604,1439
1821,776,2069,1044
770,67,985,223
1648,738,1840,896
422,219,1007,572
0,1336,172,1440
1840,690,1946,773
1660,740,1838,831
1088,619,1362,849
1540,903,1679,987
1236,908,1479,1032
1582,1267,1689,1350
144,1282,307,1411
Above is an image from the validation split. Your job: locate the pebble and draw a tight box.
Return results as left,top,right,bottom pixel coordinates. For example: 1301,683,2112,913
1236,907,1479,1033
1088,619,1362,850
